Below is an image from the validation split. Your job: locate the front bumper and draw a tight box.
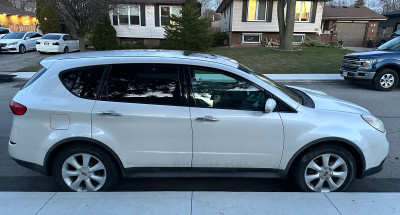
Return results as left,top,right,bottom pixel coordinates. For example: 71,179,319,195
359,158,385,178
0,45,18,52
340,68,375,83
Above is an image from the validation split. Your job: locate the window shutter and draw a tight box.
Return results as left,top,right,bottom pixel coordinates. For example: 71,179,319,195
141,4,146,26
266,0,273,22
310,1,318,23
155,4,160,27
242,0,248,22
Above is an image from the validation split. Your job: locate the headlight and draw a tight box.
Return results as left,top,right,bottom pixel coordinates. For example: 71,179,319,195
8,41,18,46
358,59,377,69
361,115,385,133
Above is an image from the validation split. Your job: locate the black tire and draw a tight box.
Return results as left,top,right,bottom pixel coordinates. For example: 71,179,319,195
19,44,26,54
292,144,356,192
38,51,45,54
373,68,399,91
52,144,119,192
63,46,69,53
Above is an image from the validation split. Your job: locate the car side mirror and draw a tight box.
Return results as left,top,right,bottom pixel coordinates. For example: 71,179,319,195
264,98,277,113
25,37,30,40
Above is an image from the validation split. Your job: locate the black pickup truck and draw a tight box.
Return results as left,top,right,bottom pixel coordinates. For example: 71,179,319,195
340,37,400,91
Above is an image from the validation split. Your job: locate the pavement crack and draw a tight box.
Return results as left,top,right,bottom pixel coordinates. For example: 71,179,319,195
190,191,193,215
35,192,57,215
323,193,342,215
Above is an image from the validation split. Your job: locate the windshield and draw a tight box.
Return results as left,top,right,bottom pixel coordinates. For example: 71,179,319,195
238,64,302,104
42,34,62,40
377,37,400,51
2,32,25,39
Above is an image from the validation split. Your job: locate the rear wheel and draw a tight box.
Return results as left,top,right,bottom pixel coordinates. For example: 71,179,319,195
292,145,356,192
373,68,399,91
19,44,26,54
52,144,119,192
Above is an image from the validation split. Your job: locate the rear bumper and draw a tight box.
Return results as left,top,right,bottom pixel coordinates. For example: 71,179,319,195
36,45,63,53
359,158,385,179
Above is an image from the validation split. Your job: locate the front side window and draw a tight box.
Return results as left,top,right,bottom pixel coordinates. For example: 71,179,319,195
60,66,106,99
113,5,140,25
247,0,267,21
160,5,182,25
190,67,266,111
295,1,312,22
104,64,182,106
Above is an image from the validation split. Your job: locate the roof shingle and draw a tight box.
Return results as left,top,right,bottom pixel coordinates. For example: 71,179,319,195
323,6,386,20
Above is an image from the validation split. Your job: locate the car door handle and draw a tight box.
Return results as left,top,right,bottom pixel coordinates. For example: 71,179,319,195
96,111,122,117
195,116,219,122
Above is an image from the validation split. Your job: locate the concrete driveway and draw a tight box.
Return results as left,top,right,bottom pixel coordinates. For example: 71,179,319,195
0,51,48,72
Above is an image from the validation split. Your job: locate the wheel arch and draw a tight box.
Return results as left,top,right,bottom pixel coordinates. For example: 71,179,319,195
374,63,400,79
280,137,366,179
44,137,125,177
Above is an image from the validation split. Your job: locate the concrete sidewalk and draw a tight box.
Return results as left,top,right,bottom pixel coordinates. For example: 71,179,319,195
0,192,398,215
10,72,344,82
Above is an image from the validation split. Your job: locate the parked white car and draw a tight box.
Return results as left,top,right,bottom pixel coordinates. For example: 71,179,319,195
36,33,79,54
0,27,11,39
9,50,389,192
0,31,42,53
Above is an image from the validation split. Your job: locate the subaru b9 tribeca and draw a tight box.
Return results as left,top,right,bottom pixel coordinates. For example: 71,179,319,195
9,50,388,192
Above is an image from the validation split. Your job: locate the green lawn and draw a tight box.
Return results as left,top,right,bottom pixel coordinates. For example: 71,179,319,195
209,47,353,74
16,64,43,72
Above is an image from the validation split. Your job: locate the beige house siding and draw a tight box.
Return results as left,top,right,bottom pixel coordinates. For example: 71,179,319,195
231,0,324,33
110,5,165,39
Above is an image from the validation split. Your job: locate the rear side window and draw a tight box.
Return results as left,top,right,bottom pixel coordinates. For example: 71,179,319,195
104,64,181,106
60,66,106,99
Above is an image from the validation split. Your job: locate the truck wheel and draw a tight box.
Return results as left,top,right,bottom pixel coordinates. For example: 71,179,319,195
373,68,399,91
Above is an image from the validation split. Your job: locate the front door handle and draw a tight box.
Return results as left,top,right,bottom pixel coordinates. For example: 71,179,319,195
96,111,122,117
195,116,219,122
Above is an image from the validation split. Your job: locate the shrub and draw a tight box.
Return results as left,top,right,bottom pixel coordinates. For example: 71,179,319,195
303,37,341,48
212,32,228,47
90,17,118,50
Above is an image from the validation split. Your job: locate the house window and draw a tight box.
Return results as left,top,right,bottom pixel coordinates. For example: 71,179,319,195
292,34,305,45
295,1,312,22
247,0,267,21
242,33,262,44
113,5,140,26
160,5,182,25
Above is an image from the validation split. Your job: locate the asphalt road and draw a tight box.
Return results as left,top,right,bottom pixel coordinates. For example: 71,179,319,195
0,51,47,72
0,79,399,192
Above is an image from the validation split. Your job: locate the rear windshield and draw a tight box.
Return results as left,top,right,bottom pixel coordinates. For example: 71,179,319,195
42,34,62,40
22,68,46,90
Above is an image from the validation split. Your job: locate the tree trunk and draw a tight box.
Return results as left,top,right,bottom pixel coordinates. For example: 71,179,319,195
79,36,86,52
277,0,297,50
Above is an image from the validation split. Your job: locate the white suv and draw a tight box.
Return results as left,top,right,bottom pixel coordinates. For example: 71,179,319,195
9,50,389,192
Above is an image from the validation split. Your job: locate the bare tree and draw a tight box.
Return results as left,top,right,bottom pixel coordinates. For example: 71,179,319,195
277,0,296,50
381,0,400,13
54,0,117,51
1,0,37,11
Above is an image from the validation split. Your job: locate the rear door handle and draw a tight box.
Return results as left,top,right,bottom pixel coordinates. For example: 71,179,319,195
96,111,122,117
195,116,219,122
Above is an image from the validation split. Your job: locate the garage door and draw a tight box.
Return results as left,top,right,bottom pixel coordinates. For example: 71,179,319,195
337,22,367,47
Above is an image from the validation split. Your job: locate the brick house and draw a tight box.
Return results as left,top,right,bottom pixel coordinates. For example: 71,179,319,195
0,4,38,32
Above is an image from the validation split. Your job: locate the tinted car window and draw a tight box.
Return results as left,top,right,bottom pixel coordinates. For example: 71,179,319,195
60,66,106,99
105,64,181,106
0,28,9,34
190,67,266,111
42,34,62,40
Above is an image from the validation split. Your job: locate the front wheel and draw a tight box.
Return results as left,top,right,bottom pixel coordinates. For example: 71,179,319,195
292,145,356,192
373,68,399,91
19,44,26,54
52,144,119,192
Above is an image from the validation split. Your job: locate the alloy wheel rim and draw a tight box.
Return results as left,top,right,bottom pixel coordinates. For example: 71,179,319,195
380,74,395,88
61,153,107,192
304,153,348,192
20,46,25,53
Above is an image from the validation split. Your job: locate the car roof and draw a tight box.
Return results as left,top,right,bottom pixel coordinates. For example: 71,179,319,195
44,33,65,35
40,50,239,69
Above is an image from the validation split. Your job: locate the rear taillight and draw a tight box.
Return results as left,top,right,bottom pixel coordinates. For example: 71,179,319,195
53,42,59,45
9,100,27,115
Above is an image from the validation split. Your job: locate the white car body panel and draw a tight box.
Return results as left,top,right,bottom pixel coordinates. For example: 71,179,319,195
8,50,389,180
0,32,41,53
